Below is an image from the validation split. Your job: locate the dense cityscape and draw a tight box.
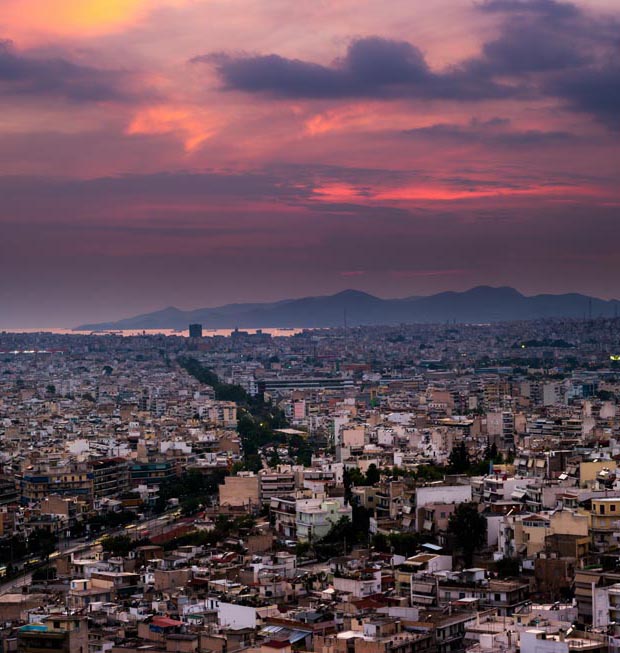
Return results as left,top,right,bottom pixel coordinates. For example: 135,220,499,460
0,320,619,652
2,0,619,650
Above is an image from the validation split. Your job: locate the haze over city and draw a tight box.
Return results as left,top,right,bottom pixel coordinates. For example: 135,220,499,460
1,0,619,327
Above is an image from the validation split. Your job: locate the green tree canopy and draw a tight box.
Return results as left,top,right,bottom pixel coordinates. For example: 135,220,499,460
448,502,487,567
447,442,470,474
365,464,380,485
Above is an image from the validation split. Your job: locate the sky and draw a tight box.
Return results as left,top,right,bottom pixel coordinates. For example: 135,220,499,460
1,0,619,327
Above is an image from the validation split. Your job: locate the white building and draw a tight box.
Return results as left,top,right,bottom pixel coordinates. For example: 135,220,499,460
296,497,352,542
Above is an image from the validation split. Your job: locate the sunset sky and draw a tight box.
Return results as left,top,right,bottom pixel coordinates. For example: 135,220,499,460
1,0,619,327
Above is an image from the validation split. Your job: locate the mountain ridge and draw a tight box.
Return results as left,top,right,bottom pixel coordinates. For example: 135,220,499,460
75,286,620,330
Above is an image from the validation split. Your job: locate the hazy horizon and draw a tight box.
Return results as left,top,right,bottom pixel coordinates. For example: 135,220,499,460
2,284,618,330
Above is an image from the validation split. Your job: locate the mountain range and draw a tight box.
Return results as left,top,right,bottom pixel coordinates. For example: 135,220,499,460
75,286,620,331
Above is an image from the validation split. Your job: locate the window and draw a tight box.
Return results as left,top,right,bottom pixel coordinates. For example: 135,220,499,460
494,593,501,601
612,505,617,512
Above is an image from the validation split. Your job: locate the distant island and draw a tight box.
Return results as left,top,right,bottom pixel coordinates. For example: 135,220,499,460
75,286,620,331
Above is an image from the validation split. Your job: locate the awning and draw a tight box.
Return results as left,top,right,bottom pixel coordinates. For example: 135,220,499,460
259,625,309,644
411,594,435,604
151,616,183,628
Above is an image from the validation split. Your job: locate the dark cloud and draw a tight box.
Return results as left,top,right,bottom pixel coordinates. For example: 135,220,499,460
0,39,131,102
197,52,352,98
194,1,620,128
547,64,620,129
403,118,578,146
471,1,620,127
478,0,580,19
195,36,515,100
477,24,589,74
0,170,318,219
467,0,614,77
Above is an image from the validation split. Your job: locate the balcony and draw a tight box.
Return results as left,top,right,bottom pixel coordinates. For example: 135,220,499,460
591,518,617,532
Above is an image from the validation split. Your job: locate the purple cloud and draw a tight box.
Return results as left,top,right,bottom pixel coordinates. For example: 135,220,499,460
0,39,134,102
195,36,515,100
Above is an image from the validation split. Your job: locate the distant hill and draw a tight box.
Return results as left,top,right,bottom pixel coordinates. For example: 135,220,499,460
75,286,620,330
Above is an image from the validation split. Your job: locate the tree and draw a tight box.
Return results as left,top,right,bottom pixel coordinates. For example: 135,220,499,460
352,504,371,535
181,497,202,517
343,467,366,502
495,557,520,578
155,468,226,513
295,541,310,557
415,465,445,481
346,468,367,486
387,532,424,557
372,532,389,552
32,567,57,582
244,454,263,473
269,449,281,468
448,503,487,567
365,464,380,486
447,442,471,474
312,517,362,559
102,535,134,557
28,528,57,560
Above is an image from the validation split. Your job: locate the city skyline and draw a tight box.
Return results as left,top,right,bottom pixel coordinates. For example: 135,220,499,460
1,0,619,327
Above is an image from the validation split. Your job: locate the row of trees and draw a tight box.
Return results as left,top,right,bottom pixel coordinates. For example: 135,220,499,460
312,500,487,566
447,441,513,476
180,357,313,470
178,357,249,403
101,514,258,557
342,443,511,488
155,469,227,515
0,528,57,565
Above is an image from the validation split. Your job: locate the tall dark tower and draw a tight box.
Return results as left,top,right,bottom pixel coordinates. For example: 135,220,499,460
189,323,203,338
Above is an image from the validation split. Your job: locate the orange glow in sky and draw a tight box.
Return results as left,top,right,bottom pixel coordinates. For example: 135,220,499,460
126,105,219,152
2,0,188,40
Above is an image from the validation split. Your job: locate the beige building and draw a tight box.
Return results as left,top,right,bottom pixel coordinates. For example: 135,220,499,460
591,497,620,552
513,509,589,558
579,460,617,488
340,426,366,447
219,473,260,508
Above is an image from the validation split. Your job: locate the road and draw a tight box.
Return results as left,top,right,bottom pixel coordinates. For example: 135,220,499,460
0,571,32,596
0,510,182,596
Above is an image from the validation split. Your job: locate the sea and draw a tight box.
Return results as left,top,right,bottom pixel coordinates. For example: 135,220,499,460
1,328,305,337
